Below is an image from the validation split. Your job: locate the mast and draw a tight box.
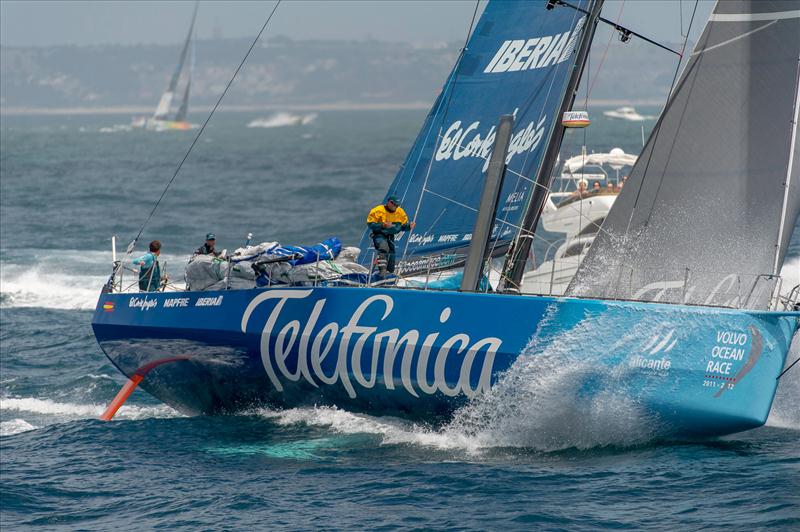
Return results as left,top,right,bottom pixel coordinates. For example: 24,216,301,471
502,0,605,292
772,60,800,276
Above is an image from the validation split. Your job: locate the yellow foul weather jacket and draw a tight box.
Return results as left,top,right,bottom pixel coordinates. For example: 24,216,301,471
366,205,411,237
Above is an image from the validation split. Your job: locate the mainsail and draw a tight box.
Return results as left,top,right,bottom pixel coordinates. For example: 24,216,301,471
153,2,198,121
358,0,590,271
174,34,195,123
568,0,800,309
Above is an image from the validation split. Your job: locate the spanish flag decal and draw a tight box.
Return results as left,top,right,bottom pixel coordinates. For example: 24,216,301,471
103,302,115,312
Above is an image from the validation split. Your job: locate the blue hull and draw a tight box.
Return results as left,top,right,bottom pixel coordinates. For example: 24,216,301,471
91,287,799,436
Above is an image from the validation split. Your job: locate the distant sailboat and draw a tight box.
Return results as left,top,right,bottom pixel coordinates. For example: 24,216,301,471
132,2,198,131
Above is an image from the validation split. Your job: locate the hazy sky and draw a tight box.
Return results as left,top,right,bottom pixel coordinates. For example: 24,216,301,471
1,1,714,48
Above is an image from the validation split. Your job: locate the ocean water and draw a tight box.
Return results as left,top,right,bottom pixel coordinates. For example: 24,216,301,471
1,110,799,529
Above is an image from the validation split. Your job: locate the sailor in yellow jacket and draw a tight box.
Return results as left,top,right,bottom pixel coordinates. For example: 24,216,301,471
366,195,415,275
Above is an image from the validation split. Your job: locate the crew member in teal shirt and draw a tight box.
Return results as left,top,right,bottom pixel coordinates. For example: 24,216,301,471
132,240,164,292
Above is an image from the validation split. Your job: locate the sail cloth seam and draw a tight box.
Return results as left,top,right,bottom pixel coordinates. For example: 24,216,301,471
772,55,800,276
709,10,800,22
689,20,776,56
128,0,282,254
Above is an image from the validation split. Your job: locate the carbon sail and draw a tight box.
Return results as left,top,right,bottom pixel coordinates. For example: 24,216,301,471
153,2,198,121
174,34,195,122
567,0,800,309
357,0,590,272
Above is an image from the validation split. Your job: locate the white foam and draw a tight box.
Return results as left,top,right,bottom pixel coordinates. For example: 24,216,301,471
0,396,180,421
780,256,800,295
258,406,478,452
0,266,106,310
0,248,186,310
767,332,800,430
246,112,317,129
0,418,38,436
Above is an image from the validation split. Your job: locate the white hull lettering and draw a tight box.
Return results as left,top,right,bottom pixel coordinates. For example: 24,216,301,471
241,290,502,399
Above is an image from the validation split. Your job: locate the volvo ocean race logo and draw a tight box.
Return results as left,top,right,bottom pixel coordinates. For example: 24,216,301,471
241,290,502,399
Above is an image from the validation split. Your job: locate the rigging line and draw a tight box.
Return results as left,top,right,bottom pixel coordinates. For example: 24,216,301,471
128,0,282,254
489,4,584,261
777,355,800,380
622,0,699,238
585,0,625,104
417,128,615,246
409,4,581,260
400,0,481,200
637,0,700,225
399,0,481,256
555,0,682,56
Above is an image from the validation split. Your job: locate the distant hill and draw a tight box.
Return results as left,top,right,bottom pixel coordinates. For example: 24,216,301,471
0,35,684,113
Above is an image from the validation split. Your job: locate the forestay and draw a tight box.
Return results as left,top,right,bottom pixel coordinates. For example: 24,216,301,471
357,0,589,271
568,0,800,309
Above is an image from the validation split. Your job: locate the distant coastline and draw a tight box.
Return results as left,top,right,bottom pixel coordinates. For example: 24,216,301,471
0,99,666,116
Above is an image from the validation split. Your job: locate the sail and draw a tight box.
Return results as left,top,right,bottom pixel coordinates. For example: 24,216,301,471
357,0,589,271
153,2,198,120
568,0,800,309
175,35,195,122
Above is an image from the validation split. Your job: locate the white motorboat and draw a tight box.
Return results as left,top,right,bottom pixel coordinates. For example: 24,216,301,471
602,106,653,121
522,147,636,295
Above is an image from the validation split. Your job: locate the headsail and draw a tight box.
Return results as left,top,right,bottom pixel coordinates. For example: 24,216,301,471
153,2,199,121
358,0,589,271
567,0,800,309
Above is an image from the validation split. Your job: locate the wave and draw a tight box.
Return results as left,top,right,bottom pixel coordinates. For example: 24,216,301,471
0,249,186,310
0,418,37,436
0,396,180,436
247,112,317,129
98,124,133,133
0,267,106,310
255,406,480,453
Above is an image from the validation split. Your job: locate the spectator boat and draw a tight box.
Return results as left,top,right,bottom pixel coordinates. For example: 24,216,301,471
602,106,654,121
522,147,636,295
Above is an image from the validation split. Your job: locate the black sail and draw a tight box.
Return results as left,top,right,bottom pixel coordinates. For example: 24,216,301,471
567,0,800,310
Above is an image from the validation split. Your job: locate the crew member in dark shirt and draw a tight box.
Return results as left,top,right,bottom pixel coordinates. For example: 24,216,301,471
195,233,221,257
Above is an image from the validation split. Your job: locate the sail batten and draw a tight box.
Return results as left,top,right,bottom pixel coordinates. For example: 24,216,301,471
567,0,800,309
357,0,590,271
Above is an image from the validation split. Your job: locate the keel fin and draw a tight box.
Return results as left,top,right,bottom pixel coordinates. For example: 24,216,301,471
99,355,191,421
100,374,144,421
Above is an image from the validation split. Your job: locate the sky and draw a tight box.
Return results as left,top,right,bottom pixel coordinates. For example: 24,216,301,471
1,0,715,48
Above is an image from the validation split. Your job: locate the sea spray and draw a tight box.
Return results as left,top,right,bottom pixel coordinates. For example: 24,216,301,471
768,332,800,430
444,306,667,451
